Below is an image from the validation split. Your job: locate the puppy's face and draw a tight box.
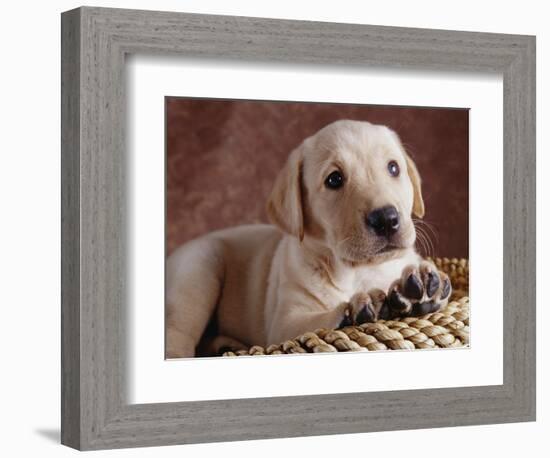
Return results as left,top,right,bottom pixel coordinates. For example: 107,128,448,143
268,120,424,264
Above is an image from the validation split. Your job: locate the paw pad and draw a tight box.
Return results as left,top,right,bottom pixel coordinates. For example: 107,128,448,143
387,262,452,318
403,272,424,299
340,292,382,327
355,304,376,324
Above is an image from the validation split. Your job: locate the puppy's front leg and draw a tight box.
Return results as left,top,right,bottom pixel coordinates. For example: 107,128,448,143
344,261,453,323
383,260,452,318
340,289,388,326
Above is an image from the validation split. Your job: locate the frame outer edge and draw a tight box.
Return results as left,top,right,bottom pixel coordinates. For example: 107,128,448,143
61,7,82,450
528,36,536,421
522,35,536,420
502,35,536,421
60,6,537,450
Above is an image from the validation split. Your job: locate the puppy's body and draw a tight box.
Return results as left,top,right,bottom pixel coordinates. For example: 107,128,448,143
166,225,280,355
167,120,449,358
167,224,420,356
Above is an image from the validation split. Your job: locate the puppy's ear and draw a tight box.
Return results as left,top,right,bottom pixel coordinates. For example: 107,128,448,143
267,145,305,241
404,153,425,218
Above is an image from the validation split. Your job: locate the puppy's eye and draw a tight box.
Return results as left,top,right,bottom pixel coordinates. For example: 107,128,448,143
324,171,344,190
387,160,400,177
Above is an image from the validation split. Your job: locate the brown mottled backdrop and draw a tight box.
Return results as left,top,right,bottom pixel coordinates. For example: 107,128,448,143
166,98,469,259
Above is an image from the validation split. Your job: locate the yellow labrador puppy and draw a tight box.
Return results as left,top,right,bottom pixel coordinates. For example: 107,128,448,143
166,120,451,358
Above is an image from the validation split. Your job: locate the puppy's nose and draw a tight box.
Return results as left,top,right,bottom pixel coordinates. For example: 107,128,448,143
366,206,400,237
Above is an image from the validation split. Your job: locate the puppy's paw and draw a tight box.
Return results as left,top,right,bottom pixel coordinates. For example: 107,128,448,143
339,289,387,327
387,261,452,318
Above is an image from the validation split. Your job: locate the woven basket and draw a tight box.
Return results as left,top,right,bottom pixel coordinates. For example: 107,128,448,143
223,257,469,356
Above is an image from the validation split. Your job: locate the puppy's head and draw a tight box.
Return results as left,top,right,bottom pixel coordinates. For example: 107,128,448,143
267,120,424,264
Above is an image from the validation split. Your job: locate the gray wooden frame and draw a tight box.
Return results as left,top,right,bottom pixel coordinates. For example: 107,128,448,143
61,6,536,451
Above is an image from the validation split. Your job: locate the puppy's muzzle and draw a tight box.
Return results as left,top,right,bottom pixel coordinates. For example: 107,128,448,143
366,205,400,237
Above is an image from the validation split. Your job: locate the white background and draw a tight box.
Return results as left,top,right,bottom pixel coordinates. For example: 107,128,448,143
0,1,546,457
129,58,503,403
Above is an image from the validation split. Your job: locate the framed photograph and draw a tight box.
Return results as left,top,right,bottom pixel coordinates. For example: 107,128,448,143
164,97,469,361
61,6,536,450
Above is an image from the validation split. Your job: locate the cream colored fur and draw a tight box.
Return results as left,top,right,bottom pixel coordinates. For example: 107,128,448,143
166,120,427,358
